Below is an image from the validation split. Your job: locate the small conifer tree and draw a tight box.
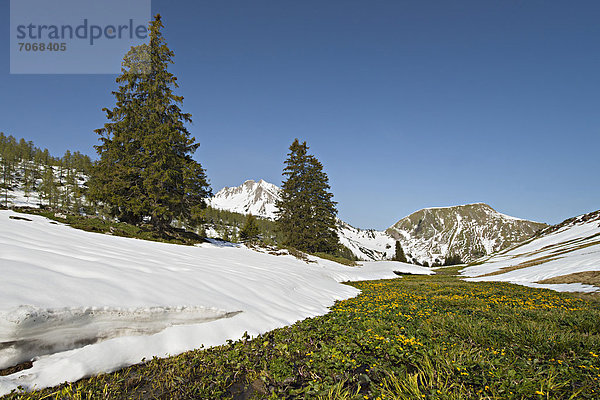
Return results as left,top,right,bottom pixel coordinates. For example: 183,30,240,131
40,166,58,208
23,163,34,204
393,240,408,263
240,214,260,242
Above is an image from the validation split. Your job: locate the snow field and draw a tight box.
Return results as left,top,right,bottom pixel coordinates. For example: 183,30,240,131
461,215,600,293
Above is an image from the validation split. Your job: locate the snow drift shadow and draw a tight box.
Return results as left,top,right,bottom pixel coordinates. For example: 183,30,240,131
0,305,242,370
204,238,241,248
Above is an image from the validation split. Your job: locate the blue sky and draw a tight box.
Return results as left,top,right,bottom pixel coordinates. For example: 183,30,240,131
1,1,599,229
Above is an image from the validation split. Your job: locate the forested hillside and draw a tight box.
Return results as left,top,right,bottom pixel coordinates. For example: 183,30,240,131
0,133,329,251
0,132,92,212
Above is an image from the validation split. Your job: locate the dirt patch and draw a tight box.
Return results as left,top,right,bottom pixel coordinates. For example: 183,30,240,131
8,215,32,221
537,271,600,287
0,360,33,376
393,271,427,276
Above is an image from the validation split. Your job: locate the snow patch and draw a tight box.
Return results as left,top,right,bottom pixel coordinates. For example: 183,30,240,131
0,305,240,370
461,211,600,293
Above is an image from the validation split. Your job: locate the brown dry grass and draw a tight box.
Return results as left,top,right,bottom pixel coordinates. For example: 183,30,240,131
508,236,600,259
537,270,600,287
475,254,560,278
480,238,600,278
550,240,600,256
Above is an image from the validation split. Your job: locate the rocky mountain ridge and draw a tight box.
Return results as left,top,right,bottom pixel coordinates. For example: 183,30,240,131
386,203,547,264
209,180,547,263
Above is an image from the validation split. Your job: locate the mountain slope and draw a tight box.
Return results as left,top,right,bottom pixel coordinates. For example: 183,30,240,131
208,181,546,264
386,203,547,264
208,180,280,219
461,209,600,293
336,220,396,261
208,180,396,260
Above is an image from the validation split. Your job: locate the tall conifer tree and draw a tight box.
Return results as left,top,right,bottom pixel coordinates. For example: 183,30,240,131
276,139,339,254
89,15,210,230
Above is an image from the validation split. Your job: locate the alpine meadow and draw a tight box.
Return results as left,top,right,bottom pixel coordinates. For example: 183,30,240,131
1,3,599,400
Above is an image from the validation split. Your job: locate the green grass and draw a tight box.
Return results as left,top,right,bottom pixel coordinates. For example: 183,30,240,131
4,274,600,399
276,246,359,266
312,252,360,266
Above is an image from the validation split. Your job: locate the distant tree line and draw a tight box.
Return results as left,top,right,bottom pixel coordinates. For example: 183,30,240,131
443,254,463,266
0,132,92,211
201,207,285,244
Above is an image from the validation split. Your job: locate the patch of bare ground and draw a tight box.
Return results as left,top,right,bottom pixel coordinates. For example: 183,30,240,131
488,240,600,278
550,240,600,256
508,234,600,260
539,237,588,252
0,361,33,376
537,270,600,287
475,254,561,278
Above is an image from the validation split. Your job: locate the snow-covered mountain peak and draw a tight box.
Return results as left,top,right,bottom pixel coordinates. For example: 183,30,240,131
208,181,547,264
208,179,281,219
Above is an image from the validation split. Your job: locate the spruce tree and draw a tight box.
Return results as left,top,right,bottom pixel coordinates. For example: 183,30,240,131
89,14,211,230
276,139,339,254
393,240,408,263
40,166,58,208
23,163,34,204
0,144,17,208
221,227,231,242
0,162,14,208
240,214,260,242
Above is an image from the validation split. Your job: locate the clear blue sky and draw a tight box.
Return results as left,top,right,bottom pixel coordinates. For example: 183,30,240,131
1,1,599,229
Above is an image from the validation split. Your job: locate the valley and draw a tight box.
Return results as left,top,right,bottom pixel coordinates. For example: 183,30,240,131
2,2,598,398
